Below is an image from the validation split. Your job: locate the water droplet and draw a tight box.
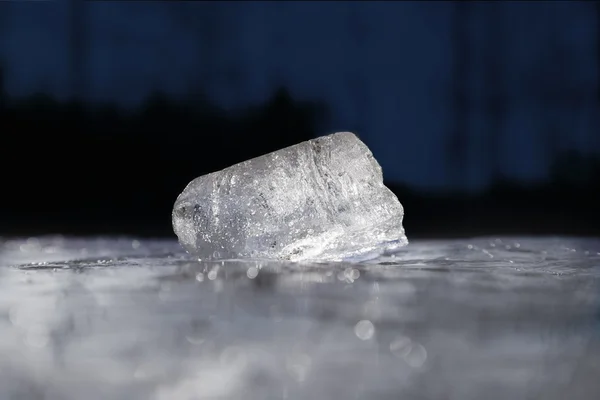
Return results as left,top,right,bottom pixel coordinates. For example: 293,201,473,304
354,320,375,340
390,336,427,368
404,343,427,368
247,267,259,279
390,336,412,358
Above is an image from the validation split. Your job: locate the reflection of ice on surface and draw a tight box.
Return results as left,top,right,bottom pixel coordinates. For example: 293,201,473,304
1,236,599,400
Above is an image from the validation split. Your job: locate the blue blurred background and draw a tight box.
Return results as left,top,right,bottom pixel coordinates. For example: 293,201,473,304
0,1,598,238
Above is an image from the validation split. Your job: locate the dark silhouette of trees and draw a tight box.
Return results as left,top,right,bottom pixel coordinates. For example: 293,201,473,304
0,87,328,236
550,150,599,187
1,77,597,238
0,64,5,113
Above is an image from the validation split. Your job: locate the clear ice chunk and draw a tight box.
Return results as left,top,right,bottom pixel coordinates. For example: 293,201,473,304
172,132,407,261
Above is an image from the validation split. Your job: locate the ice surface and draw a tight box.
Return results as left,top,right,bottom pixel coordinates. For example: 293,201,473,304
1,237,600,400
172,132,407,261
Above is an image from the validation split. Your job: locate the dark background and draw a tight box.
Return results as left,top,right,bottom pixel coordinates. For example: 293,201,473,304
0,1,599,239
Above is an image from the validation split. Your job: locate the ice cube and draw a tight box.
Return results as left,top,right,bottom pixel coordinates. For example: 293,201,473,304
172,132,407,261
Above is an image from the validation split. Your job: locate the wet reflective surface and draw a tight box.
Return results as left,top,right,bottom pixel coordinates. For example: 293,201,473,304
1,237,599,400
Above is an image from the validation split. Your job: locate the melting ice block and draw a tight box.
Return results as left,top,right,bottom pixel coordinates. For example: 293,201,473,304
172,132,407,261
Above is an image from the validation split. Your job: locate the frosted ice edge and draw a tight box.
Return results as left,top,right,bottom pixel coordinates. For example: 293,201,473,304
172,132,407,261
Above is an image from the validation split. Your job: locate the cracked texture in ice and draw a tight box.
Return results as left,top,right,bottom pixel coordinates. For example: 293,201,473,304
172,132,407,261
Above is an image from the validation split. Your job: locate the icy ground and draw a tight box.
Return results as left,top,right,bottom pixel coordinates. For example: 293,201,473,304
1,236,599,400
